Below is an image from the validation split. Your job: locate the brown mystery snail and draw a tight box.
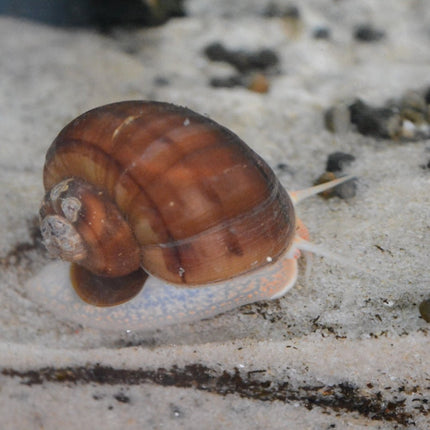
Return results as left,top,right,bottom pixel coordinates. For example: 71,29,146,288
28,101,354,331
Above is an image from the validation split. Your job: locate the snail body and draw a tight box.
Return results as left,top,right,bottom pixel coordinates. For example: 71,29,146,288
28,101,353,331
28,250,298,331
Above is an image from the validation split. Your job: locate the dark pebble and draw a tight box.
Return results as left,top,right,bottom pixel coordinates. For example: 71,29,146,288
419,299,430,322
204,42,228,62
113,392,130,403
153,76,170,86
313,27,331,39
354,24,385,42
1,0,186,28
348,99,398,138
204,42,279,73
276,163,290,172
326,152,356,172
424,87,430,105
209,75,243,89
420,159,430,170
264,3,301,19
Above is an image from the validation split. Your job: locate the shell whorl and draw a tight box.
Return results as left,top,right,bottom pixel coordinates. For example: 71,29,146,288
41,101,295,285
39,177,142,277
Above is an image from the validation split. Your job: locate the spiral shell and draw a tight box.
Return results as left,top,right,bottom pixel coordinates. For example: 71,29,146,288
41,101,295,286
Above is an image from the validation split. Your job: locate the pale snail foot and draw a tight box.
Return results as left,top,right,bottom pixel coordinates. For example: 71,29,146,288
25,251,298,332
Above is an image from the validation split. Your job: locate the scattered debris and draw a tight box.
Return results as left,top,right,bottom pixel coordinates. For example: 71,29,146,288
209,72,270,93
2,364,417,426
325,87,430,141
204,42,279,92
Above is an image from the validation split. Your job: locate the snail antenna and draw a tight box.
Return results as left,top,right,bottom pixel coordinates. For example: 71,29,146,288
290,175,356,204
293,236,384,282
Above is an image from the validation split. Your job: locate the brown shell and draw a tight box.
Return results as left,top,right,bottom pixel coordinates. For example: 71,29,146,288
43,101,295,285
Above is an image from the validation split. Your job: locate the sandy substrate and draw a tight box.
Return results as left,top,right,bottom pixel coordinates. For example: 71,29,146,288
0,0,429,428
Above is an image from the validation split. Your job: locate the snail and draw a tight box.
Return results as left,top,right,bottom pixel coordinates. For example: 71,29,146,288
27,101,354,331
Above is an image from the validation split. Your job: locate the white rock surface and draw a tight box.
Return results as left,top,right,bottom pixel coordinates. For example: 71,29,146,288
0,0,429,428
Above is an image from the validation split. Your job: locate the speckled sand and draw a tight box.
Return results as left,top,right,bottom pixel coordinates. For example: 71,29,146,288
0,0,429,428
